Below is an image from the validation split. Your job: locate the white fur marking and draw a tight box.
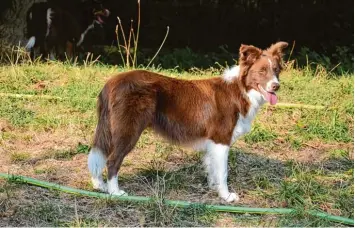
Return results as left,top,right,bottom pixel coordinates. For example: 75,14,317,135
77,23,95,46
107,175,127,196
268,58,273,68
91,177,107,192
204,140,239,202
191,138,209,151
231,89,265,145
46,8,53,37
266,76,279,91
49,51,56,60
223,65,240,82
25,36,36,50
266,58,280,91
88,147,107,192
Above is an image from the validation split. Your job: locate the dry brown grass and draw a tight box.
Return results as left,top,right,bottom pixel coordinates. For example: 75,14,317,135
0,63,353,226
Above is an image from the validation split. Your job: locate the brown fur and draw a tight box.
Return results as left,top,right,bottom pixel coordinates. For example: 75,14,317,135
92,42,288,180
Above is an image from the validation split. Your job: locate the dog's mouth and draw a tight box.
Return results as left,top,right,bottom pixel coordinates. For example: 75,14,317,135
94,9,110,24
257,84,278,105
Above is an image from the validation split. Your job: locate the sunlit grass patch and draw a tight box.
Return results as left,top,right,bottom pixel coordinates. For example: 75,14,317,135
10,152,31,164
293,110,352,143
42,143,91,160
0,62,353,227
243,124,278,144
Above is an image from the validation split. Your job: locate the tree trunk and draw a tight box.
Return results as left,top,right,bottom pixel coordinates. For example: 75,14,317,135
0,0,46,46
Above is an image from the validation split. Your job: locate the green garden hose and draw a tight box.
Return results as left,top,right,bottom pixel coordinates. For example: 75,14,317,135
0,173,353,225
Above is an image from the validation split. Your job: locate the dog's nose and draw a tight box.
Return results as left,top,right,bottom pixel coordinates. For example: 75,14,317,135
271,82,280,91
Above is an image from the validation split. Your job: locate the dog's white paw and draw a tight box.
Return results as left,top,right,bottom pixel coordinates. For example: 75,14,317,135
92,178,108,192
94,183,108,192
221,192,239,203
109,189,128,196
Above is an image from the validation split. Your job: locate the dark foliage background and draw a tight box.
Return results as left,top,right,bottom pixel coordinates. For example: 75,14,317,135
0,0,353,70
102,0,353,52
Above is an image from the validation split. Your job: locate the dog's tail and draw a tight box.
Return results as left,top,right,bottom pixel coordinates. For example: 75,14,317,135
88,88,111,177
25,36,36,50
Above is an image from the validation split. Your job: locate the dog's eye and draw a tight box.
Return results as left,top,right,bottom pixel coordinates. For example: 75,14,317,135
259,67,267,73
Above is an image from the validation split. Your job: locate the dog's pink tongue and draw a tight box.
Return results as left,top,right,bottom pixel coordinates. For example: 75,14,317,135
266,92,278,105
97,16,104,23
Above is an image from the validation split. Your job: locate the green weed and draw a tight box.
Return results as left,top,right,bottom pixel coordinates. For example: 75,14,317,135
44,143,91,160
243,124,277,144
10,152,31,163
294,111,352,143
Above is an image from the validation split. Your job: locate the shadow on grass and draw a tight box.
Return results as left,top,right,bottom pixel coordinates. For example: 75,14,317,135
118,147,353,226
1,147,353,227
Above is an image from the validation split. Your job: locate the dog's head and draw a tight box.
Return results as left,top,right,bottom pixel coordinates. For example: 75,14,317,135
83,0,110,25
238,42,288,105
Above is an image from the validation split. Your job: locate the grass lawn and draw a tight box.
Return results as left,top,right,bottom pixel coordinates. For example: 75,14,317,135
0,61,353,226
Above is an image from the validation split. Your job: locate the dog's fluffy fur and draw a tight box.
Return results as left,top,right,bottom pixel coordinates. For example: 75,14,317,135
88,42,288,202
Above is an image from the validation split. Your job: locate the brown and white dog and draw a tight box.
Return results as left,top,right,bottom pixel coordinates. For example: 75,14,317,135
25,0,110,60
88,42,288,202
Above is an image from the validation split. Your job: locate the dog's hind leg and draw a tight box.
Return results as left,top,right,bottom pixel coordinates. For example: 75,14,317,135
107,101,154,196
106,126,146,196
94,82,155,196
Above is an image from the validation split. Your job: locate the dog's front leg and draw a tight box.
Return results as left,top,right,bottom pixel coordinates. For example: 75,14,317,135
205,141,239,202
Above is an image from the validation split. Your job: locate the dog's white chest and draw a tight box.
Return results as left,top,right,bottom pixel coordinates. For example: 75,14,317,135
230,89,265,145
230,115,252,144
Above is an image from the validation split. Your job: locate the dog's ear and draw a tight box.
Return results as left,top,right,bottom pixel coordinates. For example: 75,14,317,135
267,41,288,59
239,44,263,66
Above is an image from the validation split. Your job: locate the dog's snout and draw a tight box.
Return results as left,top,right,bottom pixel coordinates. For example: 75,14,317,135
104,9,110,16
271,82,280,91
